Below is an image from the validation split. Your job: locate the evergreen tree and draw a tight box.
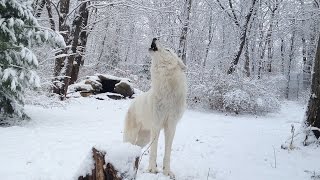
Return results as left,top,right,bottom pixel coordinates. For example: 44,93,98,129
0,0,64,121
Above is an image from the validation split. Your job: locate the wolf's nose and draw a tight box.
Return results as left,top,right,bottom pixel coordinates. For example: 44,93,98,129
150,38,158,51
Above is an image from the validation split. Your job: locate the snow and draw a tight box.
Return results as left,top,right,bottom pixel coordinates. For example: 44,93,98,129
75,143,140,179
74,148,94,178
0,98,319,180
100,143,141,178
68,82,94,92
97,73,132,84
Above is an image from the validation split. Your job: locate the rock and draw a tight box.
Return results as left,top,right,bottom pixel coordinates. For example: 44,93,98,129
114,81,134,98
70,83,93,92
106,93,124,100
84,79,102,93
97,75,120,93
68,74,136,100
80,91,92,97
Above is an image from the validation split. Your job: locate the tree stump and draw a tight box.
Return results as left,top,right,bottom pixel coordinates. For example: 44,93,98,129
78,147,140,180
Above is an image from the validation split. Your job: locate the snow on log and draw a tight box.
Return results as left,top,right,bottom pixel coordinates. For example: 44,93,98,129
76,144,141,180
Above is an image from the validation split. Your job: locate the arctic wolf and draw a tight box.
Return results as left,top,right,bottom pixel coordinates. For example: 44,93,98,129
123,38,187,178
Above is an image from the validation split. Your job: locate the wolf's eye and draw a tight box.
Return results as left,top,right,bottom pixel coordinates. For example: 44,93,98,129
165,49,170,52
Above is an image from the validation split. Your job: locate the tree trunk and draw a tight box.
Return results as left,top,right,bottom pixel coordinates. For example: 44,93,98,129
280,38,285,75
304,1,319,90
46,0,55,30
257,16,266,79
60,2,87,99
266,1,280,73
178,0,192,65
203,12,214,68
305,35,320,139
70,2,89,84
52,0,71,95
301,35,309,89
286,24,296,99
244,39,250,77
266,17,274,73
299,0,311,90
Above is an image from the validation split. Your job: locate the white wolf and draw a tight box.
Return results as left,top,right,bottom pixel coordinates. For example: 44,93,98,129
123,38,187,178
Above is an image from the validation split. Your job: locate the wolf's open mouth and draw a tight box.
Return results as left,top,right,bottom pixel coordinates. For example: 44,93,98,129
149,38,158,51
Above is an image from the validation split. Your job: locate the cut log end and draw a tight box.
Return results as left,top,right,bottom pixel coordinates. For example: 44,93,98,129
78,147,140,180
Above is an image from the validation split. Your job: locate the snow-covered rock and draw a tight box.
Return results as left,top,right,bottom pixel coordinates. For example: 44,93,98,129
68,74,135,99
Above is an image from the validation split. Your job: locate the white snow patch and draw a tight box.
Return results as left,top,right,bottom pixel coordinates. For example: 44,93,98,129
96,73,132,83
0,99,318,180
74,149,95,178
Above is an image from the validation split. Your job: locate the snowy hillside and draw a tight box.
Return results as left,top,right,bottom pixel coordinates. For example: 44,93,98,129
0,97,318,180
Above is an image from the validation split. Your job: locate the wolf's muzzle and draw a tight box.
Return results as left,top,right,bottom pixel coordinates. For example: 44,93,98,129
149,38,158,51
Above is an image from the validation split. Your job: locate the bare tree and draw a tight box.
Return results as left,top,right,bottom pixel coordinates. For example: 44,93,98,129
70,2,89,84
266,0,281,73
178,0,192,65
52,0,71,95
285,19,296,99
216,0,258,74
203,11,214,68
33,0,46,17
59,2,88,99
31,0,320,105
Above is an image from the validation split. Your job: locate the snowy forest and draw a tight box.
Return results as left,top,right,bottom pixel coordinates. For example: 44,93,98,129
0,0,320,179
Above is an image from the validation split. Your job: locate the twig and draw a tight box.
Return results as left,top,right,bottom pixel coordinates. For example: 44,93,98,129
310,126,320,132
289,124,295,149
207,168,210,180
0,63,28,70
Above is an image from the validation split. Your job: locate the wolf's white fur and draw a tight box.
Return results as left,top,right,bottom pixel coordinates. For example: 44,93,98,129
123,39,187,178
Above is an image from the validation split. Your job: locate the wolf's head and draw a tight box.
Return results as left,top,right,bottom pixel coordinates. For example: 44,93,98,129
148,38,186,70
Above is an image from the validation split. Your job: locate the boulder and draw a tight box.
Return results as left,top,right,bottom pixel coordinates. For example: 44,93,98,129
97,75,121,93
114,81,134,98
80,91,92,97
84,79,102,93
68,74,135,99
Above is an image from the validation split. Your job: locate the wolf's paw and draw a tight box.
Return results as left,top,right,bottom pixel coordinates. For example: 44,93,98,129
163,170,175,179
147,167,159,174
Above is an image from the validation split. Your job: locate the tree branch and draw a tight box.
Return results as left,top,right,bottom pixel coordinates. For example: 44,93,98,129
228,0,240,26
216,0,240,27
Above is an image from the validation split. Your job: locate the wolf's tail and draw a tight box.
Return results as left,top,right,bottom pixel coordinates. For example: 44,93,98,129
123,108,150,148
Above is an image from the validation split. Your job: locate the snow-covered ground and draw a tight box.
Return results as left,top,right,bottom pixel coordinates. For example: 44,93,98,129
0,97,318,180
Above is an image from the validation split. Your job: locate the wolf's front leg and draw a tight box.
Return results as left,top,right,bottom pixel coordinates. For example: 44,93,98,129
163,122,177,179
147,128,160,173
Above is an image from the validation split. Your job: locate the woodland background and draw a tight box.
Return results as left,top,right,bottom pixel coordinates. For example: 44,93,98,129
32,0,320,114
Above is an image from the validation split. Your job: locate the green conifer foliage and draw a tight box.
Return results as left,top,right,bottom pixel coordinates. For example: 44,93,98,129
0,0,65,120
